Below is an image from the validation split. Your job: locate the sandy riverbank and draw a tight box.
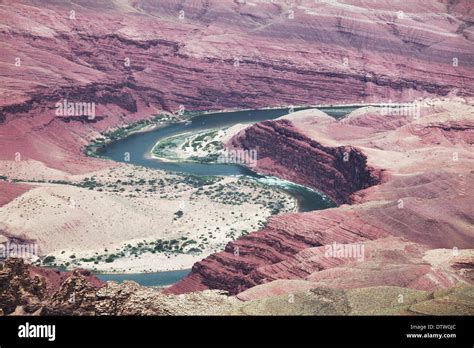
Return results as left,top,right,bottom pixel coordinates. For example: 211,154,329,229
0,162,295,273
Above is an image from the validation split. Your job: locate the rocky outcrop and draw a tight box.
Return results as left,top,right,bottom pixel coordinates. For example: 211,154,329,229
0,258,47,315
2,258,473,316
229,119,382,204
168,101,474,296
0,258,104,315
0,258,238,316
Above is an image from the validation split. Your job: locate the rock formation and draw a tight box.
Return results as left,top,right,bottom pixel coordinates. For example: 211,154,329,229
0,258,47,315
0,258,103,315
1,258,473,316
169,100,474,296
0,1,473,314
228,119,383,204
0,258,239,316
1,0,473,178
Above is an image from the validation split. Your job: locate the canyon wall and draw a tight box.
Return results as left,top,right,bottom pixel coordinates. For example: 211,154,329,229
229,119,382,204
1,0,474,176
0,1,473,304
168,102,474,296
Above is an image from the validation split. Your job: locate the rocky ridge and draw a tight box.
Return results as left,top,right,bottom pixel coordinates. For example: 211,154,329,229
0,258,238,316
1,258,472,316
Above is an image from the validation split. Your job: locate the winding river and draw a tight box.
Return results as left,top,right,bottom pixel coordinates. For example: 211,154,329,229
95,106,357,286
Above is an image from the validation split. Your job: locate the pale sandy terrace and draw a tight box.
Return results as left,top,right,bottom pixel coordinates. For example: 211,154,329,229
0,163,296,273
150,123,251,162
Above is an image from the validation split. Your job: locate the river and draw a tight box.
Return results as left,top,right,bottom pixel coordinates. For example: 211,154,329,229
95,106,357,286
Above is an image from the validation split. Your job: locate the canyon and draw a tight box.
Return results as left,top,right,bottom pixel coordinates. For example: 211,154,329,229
1,0,474,174
0,0,473,315
168,101,474,296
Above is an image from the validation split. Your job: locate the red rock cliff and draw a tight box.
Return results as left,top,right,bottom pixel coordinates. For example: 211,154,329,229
229,119,382,204
1,0,474,174
168,103,474,295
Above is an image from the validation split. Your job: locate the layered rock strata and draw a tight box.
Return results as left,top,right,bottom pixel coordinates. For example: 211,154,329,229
1,0,474,178
1,258,473,316
169,101,474,296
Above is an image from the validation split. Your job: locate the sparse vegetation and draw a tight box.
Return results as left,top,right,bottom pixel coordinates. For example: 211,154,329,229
42,255,56,264
151,129,225,163
83,113,173,157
